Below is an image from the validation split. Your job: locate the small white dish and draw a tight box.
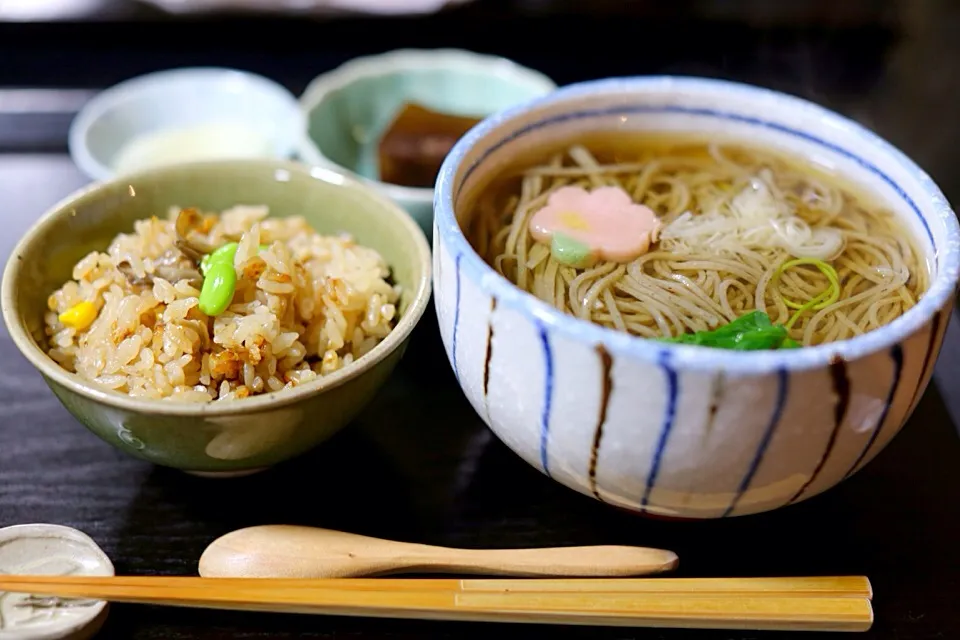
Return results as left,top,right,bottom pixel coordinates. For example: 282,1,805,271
0,524,114,640
68,67,304,182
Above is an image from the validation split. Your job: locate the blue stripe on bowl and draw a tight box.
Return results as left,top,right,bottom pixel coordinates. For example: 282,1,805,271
536,321,555,477
455,104,932,246
786,359,851,505
722,368,790,517
640,350,679,508
843,344,904,480
450,252,463,383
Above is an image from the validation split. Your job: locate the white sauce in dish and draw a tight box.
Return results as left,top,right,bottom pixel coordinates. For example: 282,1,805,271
111,121,277,174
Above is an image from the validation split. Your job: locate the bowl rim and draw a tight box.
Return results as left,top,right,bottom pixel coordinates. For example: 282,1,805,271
2,158,433,416
435,75,960,374
68,66,305,183
296,48,558,205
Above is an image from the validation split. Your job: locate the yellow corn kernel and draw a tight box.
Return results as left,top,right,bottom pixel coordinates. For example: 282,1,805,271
58,301,97,330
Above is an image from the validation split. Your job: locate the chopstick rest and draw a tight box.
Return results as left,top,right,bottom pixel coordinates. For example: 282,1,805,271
0,524,114,640
198,525,680,578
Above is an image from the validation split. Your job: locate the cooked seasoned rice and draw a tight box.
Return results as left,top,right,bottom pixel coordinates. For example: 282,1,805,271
44,205,400,402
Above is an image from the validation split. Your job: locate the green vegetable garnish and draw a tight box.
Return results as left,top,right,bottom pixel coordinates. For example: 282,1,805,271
551,233,596,269
198,242,271,316
198,262,237,317
199,243,271,276
657,258,841,350
200,242,237,277
658,310,797,351
772,258,840,330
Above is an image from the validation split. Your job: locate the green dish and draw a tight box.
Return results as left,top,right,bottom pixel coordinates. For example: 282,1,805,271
298,49,557,237
1,160,432,476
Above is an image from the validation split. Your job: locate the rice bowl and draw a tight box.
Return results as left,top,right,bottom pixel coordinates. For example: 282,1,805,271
2,159,431,473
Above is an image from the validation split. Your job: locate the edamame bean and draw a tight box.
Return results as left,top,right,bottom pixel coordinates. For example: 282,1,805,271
199,263,237,316
198,242,240,316
197,242,273,316
201,242,239,276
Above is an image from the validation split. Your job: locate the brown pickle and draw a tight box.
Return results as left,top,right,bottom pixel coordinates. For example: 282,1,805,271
377,102,482,188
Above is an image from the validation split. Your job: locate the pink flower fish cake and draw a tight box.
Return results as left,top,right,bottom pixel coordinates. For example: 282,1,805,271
528,185,662,268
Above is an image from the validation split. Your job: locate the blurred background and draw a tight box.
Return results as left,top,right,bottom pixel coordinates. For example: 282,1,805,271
0,0,957,204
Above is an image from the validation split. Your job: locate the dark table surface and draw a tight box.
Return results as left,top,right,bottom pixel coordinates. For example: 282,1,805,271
1,2,960,639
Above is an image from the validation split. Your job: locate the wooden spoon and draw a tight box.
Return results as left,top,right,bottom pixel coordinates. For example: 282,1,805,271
198,525,679,579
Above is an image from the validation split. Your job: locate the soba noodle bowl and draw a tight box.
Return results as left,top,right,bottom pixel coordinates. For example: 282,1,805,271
467,135,927,347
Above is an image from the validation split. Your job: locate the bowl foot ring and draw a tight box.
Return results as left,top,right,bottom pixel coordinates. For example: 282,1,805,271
183,467,269,479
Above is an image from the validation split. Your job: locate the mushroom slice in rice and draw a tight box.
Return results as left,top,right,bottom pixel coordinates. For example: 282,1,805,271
117,249,203,288
174,207,221,264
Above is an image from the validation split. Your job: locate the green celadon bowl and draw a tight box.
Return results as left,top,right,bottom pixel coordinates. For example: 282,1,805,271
1,160,432,476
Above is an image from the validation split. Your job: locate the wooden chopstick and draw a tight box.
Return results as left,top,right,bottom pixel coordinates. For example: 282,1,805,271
0,575,873,597
0,576,874,632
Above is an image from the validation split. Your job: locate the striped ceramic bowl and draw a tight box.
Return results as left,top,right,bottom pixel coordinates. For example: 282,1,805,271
432,76,960,519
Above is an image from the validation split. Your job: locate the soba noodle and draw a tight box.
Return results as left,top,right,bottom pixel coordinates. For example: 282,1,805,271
467,137,927,346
